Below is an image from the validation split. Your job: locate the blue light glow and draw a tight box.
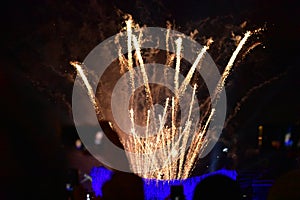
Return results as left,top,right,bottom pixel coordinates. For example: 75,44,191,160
90,166,113,197
90,167,237,200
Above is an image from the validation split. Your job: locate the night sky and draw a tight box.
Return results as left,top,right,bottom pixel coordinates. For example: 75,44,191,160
1,0,300,199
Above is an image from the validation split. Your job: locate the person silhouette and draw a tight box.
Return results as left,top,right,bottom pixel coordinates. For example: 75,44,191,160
193,174,241,200
102,171,145,200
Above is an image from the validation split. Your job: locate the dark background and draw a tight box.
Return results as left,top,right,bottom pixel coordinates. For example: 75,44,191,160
1,0,299,199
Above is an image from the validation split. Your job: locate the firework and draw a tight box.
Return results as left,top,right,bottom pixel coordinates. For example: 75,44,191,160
72,18,258,180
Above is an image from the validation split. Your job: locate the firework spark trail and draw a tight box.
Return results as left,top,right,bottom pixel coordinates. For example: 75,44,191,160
166,37,183,170
190,29,199,40
144,110,164,175
114,34,127,74
163,127,185,168
146,109,151,138
175,38,182,95
118,52,128,74
132,35,154,108
242,42,262,60
159,98,170,172
177,120,192,179
135,28,145,76
131,35,150,92
176,84,198,179
144,109,159,175
129,108,148,157
46,63,75,82
165,125,189,179
132,34,159,138
129,108,149,175
70,61,101,115
171,96,176,135
199,30,253,128
133,103,171,177
165,21,176,67
129,108,143,172
165,22,171,66
160,100,173,179
166,96,177,179
187,84,197,123
126,19,136,96
224,74,284,128
173,95,195,178
183,108,215,178
129,108,138,139
217,31,252,94
130,130,153,176
160,98,170,132
178,45,209,98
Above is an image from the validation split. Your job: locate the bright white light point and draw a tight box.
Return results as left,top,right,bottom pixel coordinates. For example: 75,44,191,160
95,131,104,145
222,147,228,152
108,122,113,129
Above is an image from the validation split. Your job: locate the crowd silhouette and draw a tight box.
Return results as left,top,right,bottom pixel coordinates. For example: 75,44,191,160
71,171,242,200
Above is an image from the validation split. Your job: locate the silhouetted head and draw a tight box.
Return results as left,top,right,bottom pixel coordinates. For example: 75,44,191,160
102,171,144,200
193,174,241,200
